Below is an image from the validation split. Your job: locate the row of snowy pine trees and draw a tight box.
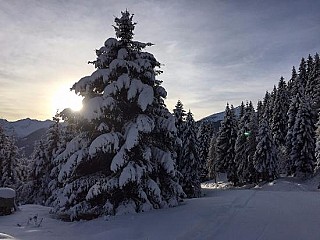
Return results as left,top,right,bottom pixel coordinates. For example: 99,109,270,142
187,53,320,186
0,126,29,191
0,10,319,220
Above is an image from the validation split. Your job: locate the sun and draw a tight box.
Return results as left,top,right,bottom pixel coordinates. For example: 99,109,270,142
51,84,83,115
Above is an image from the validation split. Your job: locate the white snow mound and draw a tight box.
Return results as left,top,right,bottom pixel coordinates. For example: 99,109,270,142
0,188,16,198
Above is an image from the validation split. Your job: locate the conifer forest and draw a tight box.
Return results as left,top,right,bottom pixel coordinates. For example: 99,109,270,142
0,10,320,235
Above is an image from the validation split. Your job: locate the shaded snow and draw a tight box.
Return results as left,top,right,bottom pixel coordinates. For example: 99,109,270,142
0,188,16,198
137,85,153,111
1,177,320,240
117,48,128,59
118,162,144,187
0,233,14,239
104,38,118,48
89,133,120,157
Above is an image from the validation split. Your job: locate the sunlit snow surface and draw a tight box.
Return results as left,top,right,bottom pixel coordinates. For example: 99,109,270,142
1,176,320,240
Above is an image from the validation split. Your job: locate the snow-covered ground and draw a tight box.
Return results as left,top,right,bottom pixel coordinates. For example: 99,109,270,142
1,177,320,240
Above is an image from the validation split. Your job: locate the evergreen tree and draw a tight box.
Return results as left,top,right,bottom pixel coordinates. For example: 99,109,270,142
253,119,278,181
0,126,19,189
286,83,304,175
246,102,259,182
173,100,186,131
298,57,307,89
262,91,270,110
15,153,32,203
239,101,245,119
306,53,320,112
24,114,64,204
313,53,320,111
271,77,290,173
290,94,316,177
215,103,238,182
315,114,320,171
234,125,247,186
268,86,277,125
262,91,272,120
56,108,82,144
272,76,289,147
206,133,217,182
306,54,314,84
287,66,297,97
196,121,214,181
235,102,257,185
1,136,18,188
28,140,47,200
256,100,263,124
179,111,201,198
51,11,183,220
173,100,186,168
0,125,7,184
46,110,80,206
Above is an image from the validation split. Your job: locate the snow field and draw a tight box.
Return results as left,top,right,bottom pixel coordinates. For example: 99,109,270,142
1,178,320,240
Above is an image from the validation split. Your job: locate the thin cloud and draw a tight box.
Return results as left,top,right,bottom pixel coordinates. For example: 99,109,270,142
0,0,319,121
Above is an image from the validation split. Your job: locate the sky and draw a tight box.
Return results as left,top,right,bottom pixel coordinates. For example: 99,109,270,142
0,0,319,121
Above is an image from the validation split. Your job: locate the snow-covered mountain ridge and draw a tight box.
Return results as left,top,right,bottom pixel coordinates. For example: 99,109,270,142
0,118,53,157
200,106,241,123
0,118,53,138
0,107,231,158
0,107,229,140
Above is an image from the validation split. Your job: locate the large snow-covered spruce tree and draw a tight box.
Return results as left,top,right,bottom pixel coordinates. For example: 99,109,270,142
51,11,183,220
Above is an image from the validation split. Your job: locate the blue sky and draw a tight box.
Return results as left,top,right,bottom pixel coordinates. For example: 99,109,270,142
0,0,319,121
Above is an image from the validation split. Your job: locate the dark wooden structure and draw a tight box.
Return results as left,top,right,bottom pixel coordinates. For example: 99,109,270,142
0,188,17,215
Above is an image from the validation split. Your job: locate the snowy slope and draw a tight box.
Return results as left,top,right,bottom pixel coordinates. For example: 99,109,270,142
199,106,241,123
201,110,225,123
1,177,320,240
0,118,53,138
16,128,49,157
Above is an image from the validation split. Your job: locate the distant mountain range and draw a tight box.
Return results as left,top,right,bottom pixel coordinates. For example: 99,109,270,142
0,118,53,157
200,110,226,123
0,108,238,158
0,118,53,138
200,106,241,123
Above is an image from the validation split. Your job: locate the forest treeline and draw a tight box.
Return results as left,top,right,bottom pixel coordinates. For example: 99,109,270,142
0,10,319,221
